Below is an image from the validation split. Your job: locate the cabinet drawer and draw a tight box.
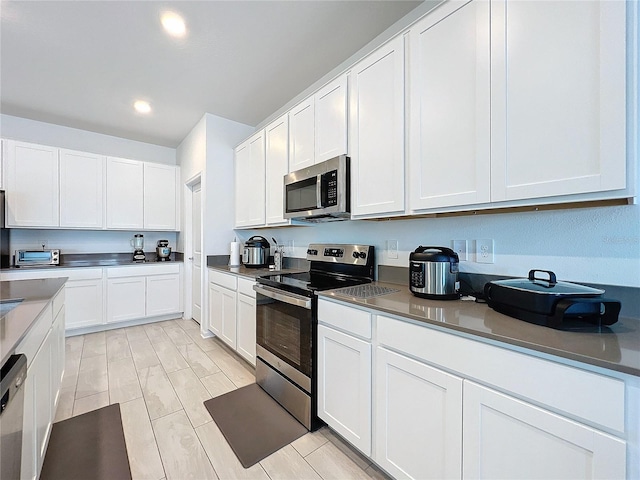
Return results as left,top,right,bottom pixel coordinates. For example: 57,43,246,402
209,269,237,290
237,277,256,297
377,315,625,433
318,299,372,340
15,303,53,367
107,264,179,278
1,267,102,281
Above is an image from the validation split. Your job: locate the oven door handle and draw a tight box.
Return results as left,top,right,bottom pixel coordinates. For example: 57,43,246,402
253,284,312,310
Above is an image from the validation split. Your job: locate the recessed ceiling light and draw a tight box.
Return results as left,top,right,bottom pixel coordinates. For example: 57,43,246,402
134,100,151,114
161,11,186,38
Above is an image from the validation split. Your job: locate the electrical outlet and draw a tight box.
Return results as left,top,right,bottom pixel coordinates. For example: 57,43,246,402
452,240,468,261
387,240,398,259
476,239,494,264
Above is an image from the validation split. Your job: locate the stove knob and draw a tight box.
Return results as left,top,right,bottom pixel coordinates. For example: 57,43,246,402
352,251,359,259
359,252,367,259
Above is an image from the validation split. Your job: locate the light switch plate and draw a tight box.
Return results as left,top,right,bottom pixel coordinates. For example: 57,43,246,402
452,240,467,261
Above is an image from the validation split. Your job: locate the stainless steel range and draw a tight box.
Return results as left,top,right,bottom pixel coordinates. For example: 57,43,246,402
253,244,375,430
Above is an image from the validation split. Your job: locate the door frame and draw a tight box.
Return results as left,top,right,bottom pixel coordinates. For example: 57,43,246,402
183,172,202,327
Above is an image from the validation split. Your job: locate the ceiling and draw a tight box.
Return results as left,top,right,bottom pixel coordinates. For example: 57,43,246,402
1,1,424,148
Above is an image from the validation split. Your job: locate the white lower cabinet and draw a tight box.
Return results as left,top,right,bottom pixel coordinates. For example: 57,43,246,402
107,276,146,323
208,270,238,349
146,273,181,316
375,347,463,479
317,324,372,456
18,287,65,480
107,264,182,324
317,298,630,480
463,381,626,479
64,269,104,329
207,270,256,365
236,278,257,366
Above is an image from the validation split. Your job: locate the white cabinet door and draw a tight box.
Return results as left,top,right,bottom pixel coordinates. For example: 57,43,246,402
375,347,463,480
208,282,223,337
146,274,181,317
234,131,266,228
220,286,237,349
59,149,105,228
5,140,59,227
144,162,178,230
350,35,405,217
236,292,256,366
106,276,146,323
51,304,65,408
317,324,371,456
289,98,315,171
265,114,290,226
106,157,144,229
33,330,53,475
208,282,237,349
491,0,627,201
65,278,104,329
463,381,626,479
409,0,490,211
315,75,348,162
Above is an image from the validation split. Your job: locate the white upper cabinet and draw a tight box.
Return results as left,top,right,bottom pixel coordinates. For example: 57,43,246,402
234,130,266,228
490,0,627,202
5,140,59,227
265,114,290,226
59,149,105,228
350,35,405,218
289,98,315,171
288,74,348,173
143,162,178,230
106,157,144,229
409,0,491,211
315,75,348,163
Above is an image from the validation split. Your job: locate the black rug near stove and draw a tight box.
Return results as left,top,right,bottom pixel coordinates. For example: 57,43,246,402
204,383,308,468
40,403,132,480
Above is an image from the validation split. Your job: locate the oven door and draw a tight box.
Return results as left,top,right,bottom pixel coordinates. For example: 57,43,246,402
254,284,313,392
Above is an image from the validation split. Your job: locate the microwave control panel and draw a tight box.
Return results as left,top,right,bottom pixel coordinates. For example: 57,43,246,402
321,170,338,207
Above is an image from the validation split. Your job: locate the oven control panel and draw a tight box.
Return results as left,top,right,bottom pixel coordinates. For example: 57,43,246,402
306,244,373,266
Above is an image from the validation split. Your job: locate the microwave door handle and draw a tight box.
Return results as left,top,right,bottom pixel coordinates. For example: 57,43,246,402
253,284,312,310
316,174,323,208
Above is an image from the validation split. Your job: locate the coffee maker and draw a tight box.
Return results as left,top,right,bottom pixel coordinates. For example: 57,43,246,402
131,234,145,262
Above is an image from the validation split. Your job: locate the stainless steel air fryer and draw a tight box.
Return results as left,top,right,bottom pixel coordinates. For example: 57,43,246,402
409,246,459,300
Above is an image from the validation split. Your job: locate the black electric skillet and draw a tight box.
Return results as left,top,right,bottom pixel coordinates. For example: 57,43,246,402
484,269,621,329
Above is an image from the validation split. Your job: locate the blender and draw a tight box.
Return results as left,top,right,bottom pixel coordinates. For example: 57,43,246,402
131,234,145,262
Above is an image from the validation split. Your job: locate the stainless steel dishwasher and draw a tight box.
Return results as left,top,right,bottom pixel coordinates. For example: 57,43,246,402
1,353,28,480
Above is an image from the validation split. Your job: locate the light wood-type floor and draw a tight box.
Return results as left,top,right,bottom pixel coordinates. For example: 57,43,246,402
56,318,390,480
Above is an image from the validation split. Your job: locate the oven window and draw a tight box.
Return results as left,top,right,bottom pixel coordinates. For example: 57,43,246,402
256,295,312,377
286,177,318,213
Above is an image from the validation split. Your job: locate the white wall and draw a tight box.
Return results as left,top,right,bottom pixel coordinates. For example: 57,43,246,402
10,229,177,254
203,114,254,255
176,113,253,254
0,114,176,164
238,203,640,288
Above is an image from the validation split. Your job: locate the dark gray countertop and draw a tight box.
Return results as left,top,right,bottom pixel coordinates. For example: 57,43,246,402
1,252,184,270
1,277,67,366
319,281,640,378
208,264,305,279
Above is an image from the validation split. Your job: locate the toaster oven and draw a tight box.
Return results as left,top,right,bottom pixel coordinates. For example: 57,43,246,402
15,249,60,267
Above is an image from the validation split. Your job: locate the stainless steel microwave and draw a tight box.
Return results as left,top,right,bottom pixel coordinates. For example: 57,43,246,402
284,155,350,222
15,249,60,267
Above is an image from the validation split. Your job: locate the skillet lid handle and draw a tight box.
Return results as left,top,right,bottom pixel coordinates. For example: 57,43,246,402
528,269,557,285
